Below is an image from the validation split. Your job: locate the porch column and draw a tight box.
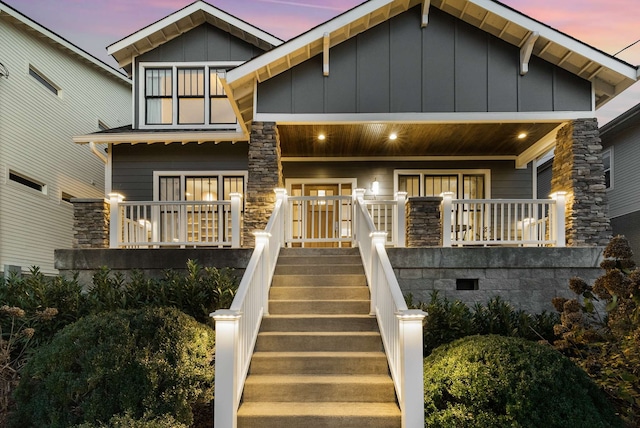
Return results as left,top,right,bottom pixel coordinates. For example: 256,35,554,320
551,118,611,246
244,121,283,247
405,197,442,247
71,198,109,249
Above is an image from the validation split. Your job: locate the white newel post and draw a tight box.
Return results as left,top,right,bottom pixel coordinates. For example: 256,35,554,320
396,192,407,247
441,192,454,247
551,191,567,247
398,309,427,428
370,232,387,316
254,231,271,315
211,309,241,428
108,193,123,249
230,193,242,248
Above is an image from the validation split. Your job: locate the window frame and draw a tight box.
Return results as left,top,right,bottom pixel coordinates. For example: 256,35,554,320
602,148,613,190
7,169,48,196
139,62,242,130
153,170,248,203
394,169,492,199
28,65,60,96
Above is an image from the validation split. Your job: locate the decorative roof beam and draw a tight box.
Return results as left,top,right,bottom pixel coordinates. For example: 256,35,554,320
422,0,431,27
593,77,615,97
520,31,539,75
323,32,330,76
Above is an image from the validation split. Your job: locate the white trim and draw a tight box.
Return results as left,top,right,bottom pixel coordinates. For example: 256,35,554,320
254,111,592,124
152,170,248,201
106,144,113,195
107,1,282,57
394,169,492,199
515,123,565,168
282,155,516,162
73,131,247,145
603,147,613,191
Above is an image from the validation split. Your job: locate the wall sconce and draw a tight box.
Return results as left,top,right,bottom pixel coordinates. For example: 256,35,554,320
371,178,379,196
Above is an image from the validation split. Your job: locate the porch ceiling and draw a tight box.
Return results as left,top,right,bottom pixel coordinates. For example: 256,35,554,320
277,122,563,158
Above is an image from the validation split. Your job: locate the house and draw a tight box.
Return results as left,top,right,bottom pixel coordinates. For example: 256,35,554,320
0,1,131,276
599,103,640,257
59,0,639,425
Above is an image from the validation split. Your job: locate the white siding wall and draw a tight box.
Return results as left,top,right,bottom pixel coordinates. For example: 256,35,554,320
0,18,131,275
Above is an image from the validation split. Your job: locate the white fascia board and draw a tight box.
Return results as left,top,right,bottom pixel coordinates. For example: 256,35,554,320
226,0,395,84
282,155,516,162
0,3,130,83
107,1,283,56
73,131,247,145
515,123,565,168
254,111,593,124
470,0,638,80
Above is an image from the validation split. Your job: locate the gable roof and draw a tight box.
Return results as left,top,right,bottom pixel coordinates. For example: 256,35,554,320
0,1,129,84
107,0,284,75
225,0,639,127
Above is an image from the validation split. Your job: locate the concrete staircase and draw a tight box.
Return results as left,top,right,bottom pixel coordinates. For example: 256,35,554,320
237,247,401,428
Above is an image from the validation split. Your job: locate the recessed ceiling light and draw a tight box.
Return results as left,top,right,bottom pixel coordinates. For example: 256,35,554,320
517,132,527,139
389,133,398,141
318,134,326,141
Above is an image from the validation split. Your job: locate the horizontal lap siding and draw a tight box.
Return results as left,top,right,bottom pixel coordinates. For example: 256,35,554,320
111,142,249,201
0,18,131,274
601,126,640,218
257,7,591,114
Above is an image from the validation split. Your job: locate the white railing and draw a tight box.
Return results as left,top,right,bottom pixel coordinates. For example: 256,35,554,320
362,192,406,247
354,189,426,428
210,189,286,428
286,195,353,246
441,192,566,247
108,193,242,248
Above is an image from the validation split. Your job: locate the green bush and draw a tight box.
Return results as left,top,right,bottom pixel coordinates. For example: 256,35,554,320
423,335,621,428
72,413,188,428
10,307,215,428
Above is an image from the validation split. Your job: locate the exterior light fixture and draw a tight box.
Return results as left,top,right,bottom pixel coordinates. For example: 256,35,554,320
371,178,379,196
318,134,326,141
389,132,398,141
518,132,527,139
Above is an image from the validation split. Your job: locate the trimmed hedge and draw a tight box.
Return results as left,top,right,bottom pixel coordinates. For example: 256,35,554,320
423,335,621,428
10,307,215,428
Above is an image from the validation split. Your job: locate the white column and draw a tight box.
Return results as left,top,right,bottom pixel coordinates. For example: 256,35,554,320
396,192,407,248
370,232,387,316
230,193,242,248
551,192,567,247
397,309,427,428
441,192,454,247
108,193,124,249
211,309,241,428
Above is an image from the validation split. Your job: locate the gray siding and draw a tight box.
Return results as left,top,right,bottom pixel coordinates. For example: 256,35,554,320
134,24,264,127
282,160,532,200
112,142,248,201
537,160,553,199
257,7,591,115
601,123,640,218
611,211,640,263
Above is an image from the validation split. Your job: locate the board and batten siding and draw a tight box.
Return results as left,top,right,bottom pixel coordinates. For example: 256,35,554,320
111,142,249,201
0,17,131,275
133,24,265,128
257,6,591,115
601,126,640,219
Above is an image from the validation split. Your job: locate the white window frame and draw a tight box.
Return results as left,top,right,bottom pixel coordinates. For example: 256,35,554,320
139,62,243,131
153,170,248,201
393,169,491,199
7,168,48,197
602,148,613,190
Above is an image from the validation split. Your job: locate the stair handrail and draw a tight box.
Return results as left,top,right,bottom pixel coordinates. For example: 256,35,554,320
211,188,287,428
354,189,427,428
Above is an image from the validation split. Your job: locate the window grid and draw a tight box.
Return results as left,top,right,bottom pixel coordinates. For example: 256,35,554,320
178,68,205,125
145,68,173,125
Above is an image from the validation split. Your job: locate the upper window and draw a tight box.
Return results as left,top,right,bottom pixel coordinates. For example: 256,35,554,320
602,149,612,190
141,63,239,129
396,170,490,199
29,65,59,96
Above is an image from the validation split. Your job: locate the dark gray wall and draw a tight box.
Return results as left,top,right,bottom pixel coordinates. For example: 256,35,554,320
536,159,553,199
112,142,249,201
257,7,591,115
134,24,265,127
282,160,532,199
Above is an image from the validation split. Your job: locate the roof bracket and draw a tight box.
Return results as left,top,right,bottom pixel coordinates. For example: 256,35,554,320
323,32,330,76
520,31,539,76
422,0,431,28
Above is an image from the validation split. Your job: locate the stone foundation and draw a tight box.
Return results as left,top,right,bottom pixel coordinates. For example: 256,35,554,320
406,197,442,247
71,198,109,249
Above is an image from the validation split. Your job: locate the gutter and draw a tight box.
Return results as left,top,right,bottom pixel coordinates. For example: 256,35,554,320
89,142,107,164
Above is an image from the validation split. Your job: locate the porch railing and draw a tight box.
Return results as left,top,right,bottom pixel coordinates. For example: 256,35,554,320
441,192,566,247
362,192,406,247
211,189,286,427
108,193,242,248
354,189,426,428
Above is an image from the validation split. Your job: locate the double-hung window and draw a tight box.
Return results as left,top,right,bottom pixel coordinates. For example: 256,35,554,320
141,62,241,129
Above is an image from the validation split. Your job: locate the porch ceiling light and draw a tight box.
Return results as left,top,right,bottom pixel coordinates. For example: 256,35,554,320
517,132,527,139
318,133,326,141
389,132,398,141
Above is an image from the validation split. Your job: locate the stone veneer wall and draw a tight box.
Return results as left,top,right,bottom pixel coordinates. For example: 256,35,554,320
551,119,611,246
71,198,109,249
406,197,442,247
243,122,283,247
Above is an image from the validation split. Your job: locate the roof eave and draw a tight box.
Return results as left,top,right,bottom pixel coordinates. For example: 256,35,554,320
73,130,249,145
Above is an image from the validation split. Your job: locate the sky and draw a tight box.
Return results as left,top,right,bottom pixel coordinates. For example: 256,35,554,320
4,0,640,125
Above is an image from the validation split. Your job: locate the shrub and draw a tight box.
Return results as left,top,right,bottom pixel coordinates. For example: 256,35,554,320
10,307,215,428
72,413,188,428
423,335,621,428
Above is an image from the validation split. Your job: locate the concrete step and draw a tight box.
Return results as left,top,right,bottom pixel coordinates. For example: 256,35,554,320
255,332,383,352
249,351,389,375
242,374,396,402
269,286,369,301
274,264,364,275
279,248,360,257
277,255,362,265
269,300,370,315
237,402,401,428
260,315,378,332
272,274,366,287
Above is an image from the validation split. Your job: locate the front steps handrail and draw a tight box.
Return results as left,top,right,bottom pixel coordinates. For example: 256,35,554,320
211,189,286,428
354,189,427,428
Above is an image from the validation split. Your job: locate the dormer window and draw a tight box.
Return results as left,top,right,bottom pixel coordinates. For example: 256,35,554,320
140,62,241,129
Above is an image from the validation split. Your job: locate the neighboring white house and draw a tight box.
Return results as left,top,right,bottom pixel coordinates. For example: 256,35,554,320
0,1,131,275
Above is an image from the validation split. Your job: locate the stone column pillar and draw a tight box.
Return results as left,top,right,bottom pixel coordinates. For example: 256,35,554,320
405,197,442,247
72,198,109,249
551,118,610,246
244,122,283,247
